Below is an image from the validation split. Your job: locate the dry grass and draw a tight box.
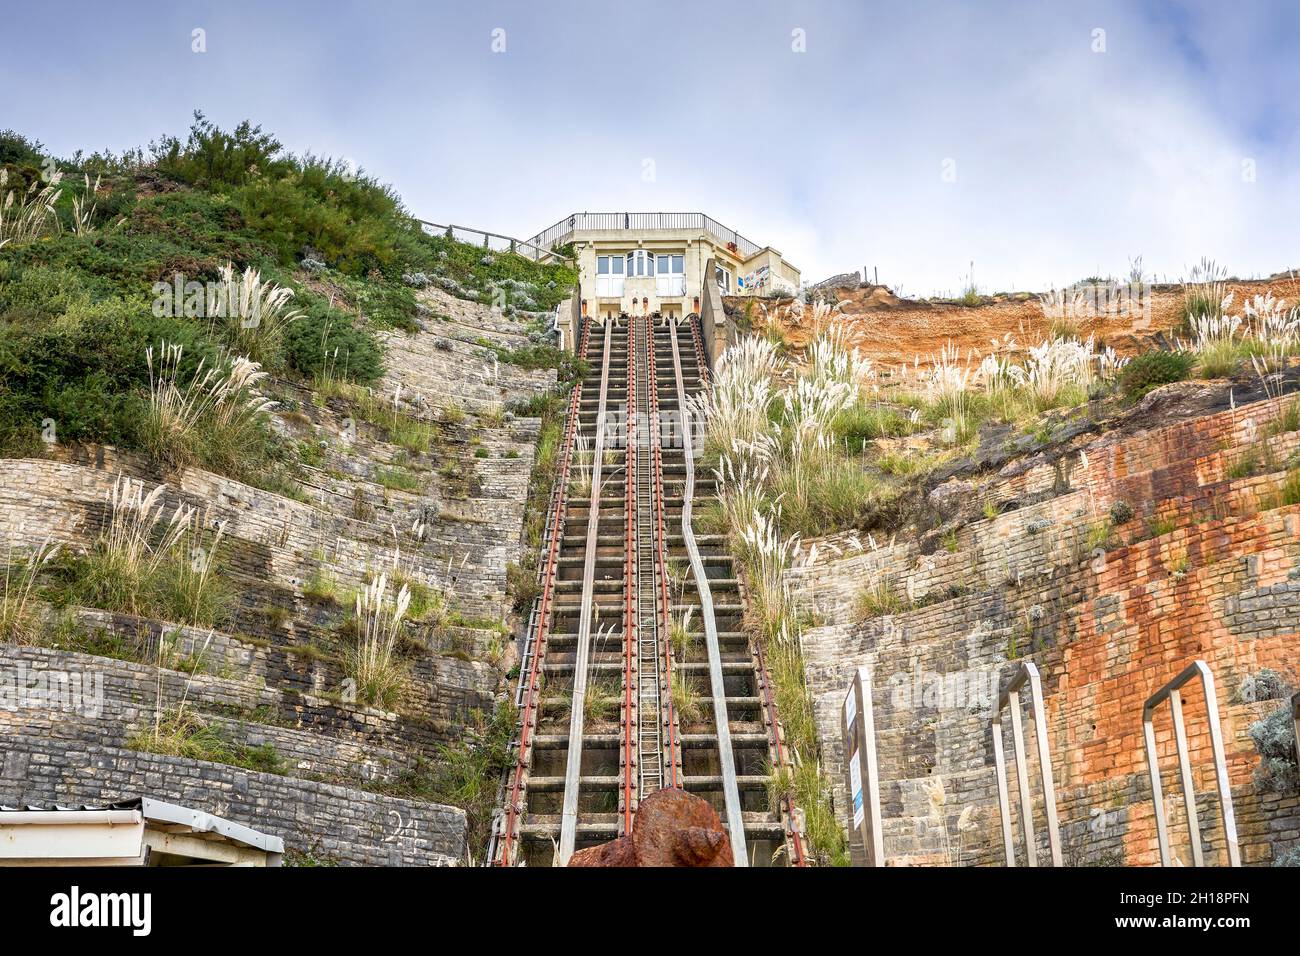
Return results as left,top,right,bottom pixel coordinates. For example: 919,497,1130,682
212,262,303,363
70,172,102,237
0,167,63,249
736,507,798,641
1180,257,1228,334
68,476,233,628
854,575,906,621
670,671,702,725
669,605,696,658
347,573,411,709
0,538,60,644
689,336,780,455
142,341,275,470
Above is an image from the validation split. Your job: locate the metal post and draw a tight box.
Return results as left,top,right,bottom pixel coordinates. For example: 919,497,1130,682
1292,692,1300,773
557,320,614,865
673,321,747,865
1141,661,1240,867
840,665,884,865
991,662,1062,866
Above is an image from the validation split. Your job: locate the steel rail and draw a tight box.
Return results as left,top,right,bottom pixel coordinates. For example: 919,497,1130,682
413,218,570,264
493,319,590,866
558,318,615,864
620,319,638,832
669,316,748,864
633,315,664,795
754,638,808,866
688,313,711,385
648,317,681,787
525,212,764,261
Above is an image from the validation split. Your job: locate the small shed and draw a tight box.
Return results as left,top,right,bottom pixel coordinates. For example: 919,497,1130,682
0,797,284,866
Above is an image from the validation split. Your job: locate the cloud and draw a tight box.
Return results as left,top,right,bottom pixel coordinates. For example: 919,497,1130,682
1,0,1294,293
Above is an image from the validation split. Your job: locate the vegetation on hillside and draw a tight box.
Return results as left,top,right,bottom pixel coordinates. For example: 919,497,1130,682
0,118,579,848
0,116,576,479
699,263,1300,865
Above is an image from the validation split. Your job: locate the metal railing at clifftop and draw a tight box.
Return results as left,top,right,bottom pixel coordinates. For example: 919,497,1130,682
414,219,571,264
526,212,764,260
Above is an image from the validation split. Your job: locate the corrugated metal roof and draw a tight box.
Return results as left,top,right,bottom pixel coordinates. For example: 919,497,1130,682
0,796,283,853
1,799,144,813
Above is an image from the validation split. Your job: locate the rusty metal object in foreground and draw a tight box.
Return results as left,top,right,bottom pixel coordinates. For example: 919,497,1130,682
567,788,733,867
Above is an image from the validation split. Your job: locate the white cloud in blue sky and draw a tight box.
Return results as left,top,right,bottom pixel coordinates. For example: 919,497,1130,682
4,0,1296,293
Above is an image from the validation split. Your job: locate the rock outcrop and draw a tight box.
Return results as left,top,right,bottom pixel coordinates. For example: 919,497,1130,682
567,788,734,867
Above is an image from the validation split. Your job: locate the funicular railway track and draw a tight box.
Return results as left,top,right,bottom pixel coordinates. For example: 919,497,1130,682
489,313,806,867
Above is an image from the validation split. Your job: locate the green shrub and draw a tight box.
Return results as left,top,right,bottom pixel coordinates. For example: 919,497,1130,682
0,291,215,456
832,402,911,452
283,303,383,384
152,112,285,190
334,273,419,331
490,342,588,385
237,150,426,279
0,129,46,167
415,232,577,311
1119,350,1194,400
1249,705,1298,792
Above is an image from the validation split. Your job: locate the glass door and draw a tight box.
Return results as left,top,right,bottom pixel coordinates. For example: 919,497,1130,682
656,254,685,296
596,254,624,297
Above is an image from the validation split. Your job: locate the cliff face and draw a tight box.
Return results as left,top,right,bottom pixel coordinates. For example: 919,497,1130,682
730,273,1300,368
0,119,589,865
0,286,557,865
790,370,1300,867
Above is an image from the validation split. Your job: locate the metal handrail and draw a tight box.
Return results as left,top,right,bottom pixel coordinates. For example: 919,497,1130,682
647,319,681,788
1142,661,1240,867
991,662,1062,866
527,212,764,260
671,317,748,865
1293,692,1300,772
414,219,572,263
557,318,616,864
490,320,590,866
621,318,639,832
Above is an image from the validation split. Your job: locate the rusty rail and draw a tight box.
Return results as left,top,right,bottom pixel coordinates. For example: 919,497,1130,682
649,317,681,787
492,318,590,866
621,318,638,832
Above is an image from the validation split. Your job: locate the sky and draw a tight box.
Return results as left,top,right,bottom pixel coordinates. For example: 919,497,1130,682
3,0,1297,295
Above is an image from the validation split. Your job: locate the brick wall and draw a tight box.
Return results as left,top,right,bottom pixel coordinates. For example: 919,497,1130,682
792,392,1300,866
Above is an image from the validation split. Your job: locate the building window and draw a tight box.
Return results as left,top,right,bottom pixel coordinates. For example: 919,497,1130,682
715,264,732,294
626,249,655,277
